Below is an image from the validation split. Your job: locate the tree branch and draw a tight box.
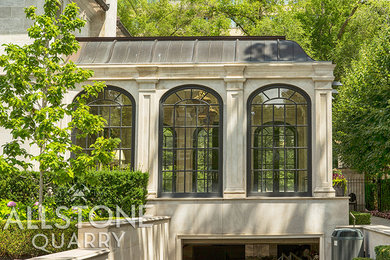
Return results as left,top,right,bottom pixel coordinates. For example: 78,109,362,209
231,18,250,36
337,0,365,40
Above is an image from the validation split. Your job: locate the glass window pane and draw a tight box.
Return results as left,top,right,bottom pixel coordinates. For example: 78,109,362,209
280,88,296,100
122,106,132,127
251,105,262,126
290,92,307,104
74,87,134,168
273,105,284,123
176,171,185,193
252,93,268,104
262,105,273,124
297,105,308,125
296,127,307,147
249,86,309,195
263,88,279,100
161,87,222,195
285,105,296,125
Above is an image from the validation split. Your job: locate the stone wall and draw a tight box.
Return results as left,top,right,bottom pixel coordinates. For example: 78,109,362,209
78,217,170,260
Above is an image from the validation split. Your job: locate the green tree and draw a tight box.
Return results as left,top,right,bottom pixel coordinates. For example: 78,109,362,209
118,0,389,80
0,0,119,218
118,0,231,36
333,25,390,176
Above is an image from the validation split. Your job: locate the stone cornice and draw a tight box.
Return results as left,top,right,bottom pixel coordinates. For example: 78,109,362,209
76,62,335,82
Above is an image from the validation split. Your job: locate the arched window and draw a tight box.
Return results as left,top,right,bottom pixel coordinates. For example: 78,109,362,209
248,85,311,196
73,86,135,168
159,85,223,197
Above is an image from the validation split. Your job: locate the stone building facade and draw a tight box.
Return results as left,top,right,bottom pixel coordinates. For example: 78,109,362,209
67,37,348,259
0,1,348,259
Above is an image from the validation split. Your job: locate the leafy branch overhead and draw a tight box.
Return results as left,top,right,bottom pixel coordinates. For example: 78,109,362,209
0,0,120,216
119,0,389,79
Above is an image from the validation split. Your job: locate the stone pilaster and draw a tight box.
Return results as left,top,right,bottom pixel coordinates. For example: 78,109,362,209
136,78,159,199
313,79,335,197
223,65,246,198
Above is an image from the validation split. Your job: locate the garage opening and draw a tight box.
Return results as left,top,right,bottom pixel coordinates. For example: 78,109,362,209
182,238,320,260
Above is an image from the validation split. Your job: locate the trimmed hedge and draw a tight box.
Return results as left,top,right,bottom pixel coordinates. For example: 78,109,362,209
0,169,149,217
353,258,372,260
375,245,390,260
54,169,149,217
0,171,41,204
349,211,371,225
0,220,77,259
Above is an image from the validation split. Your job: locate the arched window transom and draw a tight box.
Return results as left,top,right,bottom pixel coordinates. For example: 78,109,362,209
159,86,223,197
73,86,135,168
248,85,311,196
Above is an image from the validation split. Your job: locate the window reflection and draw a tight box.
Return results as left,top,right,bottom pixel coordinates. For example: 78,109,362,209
249,86,310,195
160,86,222,196
74,87,135,168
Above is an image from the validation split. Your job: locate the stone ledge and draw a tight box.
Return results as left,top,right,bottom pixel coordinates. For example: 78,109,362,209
76,216,171,228
29,248,109,260
148,196,349,201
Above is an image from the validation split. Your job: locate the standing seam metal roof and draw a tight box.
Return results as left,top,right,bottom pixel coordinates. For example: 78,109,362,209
74,37,314,64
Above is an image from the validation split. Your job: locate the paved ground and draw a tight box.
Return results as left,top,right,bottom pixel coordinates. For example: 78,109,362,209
371,216,390,226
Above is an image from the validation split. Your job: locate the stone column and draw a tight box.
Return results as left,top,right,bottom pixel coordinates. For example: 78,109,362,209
313,75,335,197
136,75,159,199
223,65,246,198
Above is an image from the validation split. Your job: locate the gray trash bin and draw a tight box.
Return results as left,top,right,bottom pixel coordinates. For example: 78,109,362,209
331,228,364,260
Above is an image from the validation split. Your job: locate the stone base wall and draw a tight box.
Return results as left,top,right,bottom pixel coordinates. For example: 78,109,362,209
77,217,170,260
148,197,348,260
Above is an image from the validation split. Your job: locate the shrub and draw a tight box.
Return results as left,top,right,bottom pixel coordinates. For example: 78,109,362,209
0,169,149,218
0,171,41,204
353,258,372,260
0,220,77,259
349,211,371,225
365,181,376,211
54,169,149,217
375,245,390,260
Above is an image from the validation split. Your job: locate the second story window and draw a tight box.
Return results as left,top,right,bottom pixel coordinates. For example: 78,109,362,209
248,85,311,196
73,86,135,168
159,85,223,197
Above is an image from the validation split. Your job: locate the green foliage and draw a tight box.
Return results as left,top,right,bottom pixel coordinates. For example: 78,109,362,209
349,211,371,225
352,258,372,260
334,25,390,176
0,199,94,222
54,169,149,217
118,0,390,80
365,181,376,210
118,0,232,36
332,169,347,189
375,245,390,260
0,169,149,218
0,0,120,211
0,171,41,204
0,220,78,259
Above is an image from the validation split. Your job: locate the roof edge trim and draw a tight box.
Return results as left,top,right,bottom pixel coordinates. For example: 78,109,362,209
76,36,287,42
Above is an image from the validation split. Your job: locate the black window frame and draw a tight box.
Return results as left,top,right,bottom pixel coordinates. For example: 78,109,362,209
247,84,312,197
72,85,136,169
158,85,223,198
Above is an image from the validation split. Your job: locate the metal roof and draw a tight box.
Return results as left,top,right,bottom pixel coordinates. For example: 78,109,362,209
73,37,314,64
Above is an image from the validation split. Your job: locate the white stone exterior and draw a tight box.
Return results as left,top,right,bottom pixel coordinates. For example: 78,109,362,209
65,61,348,259
0,1,348,258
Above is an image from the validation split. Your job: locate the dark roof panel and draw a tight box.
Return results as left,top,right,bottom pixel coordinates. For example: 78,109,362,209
75,37,314,64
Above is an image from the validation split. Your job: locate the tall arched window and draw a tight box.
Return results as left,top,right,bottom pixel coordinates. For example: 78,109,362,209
159,85,223,197
73,86,135,168
248,85,311,196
